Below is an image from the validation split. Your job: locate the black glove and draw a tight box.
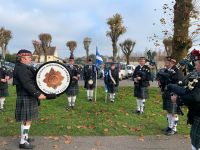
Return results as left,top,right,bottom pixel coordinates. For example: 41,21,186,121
45,94,57,100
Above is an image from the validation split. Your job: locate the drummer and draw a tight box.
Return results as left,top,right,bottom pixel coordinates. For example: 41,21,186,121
83,58,96,101
66,53,80,110
13,49,46,149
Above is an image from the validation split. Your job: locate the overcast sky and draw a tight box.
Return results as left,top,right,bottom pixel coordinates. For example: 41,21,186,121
0,0,199,58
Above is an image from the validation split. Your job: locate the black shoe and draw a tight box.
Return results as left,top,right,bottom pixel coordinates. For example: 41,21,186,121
110,100,114,103
27,138,35,143
165,129,177,136
19,142,34,149
135,110,140,114
89,99,92,101
71,106,74,109
65,106,71,111
162,127,171,132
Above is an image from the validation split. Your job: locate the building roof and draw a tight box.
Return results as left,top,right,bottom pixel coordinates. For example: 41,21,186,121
33,46,56,56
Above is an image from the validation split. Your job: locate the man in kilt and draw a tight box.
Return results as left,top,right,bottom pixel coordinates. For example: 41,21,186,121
132,57,151,114
171,56,200,150
83,59,96,101
13,49,46,149
161,57,183,135
0,66,11,111
66,54,80,110
105,63,119,102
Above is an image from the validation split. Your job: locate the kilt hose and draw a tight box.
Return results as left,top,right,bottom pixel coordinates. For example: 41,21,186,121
66,84,79,96
15,96,39,122
190,116,200,149
162,91,182,114
134,85,149,99
0,88,9,97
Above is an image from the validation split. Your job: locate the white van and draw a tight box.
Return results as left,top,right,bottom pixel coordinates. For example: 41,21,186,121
119,62,128,80
127,65,135,77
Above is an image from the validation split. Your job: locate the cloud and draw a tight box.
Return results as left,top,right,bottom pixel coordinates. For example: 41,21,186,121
0,0,179,58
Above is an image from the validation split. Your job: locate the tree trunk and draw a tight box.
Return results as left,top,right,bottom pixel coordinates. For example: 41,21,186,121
38,55,41,63
172,0,192,62
126,55,130,65
112,42,117,62
2,46,6,59
86,49,89,61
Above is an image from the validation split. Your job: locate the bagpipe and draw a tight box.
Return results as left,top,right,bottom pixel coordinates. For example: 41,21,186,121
35,61,72,100
156,49,198,89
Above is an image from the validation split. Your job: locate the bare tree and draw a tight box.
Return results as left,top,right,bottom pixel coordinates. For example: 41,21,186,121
163,37,173,56
0,27,12,59
39,33,52,62
32,40,42,63
83,37,92,60
106,13,126,62
66,41,77,55
119,39,136,64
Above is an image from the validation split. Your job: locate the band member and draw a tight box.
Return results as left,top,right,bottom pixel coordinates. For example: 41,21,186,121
13,49,46,149
106,63,119,102
171,57,200,150
161,57,183,135
66,54,80,110
0,66,11,111
132,57,151,114
83,59,96,101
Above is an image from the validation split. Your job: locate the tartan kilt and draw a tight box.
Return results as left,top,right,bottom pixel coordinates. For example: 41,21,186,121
84,80,96,90
162,91,182,114
0,88,8,97
190,116,200,149
134,85,149,99
15,96,39,122
107,84,118,93
66,83,79,96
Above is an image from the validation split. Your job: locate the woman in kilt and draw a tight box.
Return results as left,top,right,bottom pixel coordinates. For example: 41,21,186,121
13,49,46,149
106,63,119,103
65,54,80,110
171,56,200,150
0,66,11,111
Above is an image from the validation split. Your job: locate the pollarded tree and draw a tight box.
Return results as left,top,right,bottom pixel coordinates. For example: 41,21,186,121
66,41,77,55
0,27,12,59
119,39,136,65
32,40,42,63
39,33,52,62
83,37,91,61
106,13,126,62
163,37,173,56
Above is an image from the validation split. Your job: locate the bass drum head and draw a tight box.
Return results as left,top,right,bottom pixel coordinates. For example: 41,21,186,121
36,61,71,95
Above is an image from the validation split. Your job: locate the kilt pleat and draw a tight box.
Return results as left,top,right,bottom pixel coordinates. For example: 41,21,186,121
66,84,79,96
0,88,8,97
15,96,39,122
134,86,149,99
190,116,200,149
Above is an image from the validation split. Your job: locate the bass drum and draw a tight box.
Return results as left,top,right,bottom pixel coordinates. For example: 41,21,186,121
36,61,71,95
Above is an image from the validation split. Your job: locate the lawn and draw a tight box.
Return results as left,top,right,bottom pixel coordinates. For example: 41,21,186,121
0,85,190,136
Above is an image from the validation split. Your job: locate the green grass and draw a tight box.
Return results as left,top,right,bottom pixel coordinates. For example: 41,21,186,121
0,85,190,136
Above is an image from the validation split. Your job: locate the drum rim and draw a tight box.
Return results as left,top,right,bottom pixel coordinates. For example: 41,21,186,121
36,61,71,96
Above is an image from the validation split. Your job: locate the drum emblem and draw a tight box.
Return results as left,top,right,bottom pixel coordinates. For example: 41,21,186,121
43,68,64,89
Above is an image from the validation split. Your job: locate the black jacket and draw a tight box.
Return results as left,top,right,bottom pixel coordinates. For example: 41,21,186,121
132,65,151,87
0,67,9,89
13,63,41,98
177,79,200,124
67,65,79,86
106,69,119,86
83,64,96,82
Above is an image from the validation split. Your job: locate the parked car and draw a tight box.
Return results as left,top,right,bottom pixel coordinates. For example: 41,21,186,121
126,64,135,77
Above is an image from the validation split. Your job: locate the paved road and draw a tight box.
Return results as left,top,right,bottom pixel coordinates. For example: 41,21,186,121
0,135,191,150
78,79,158,87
